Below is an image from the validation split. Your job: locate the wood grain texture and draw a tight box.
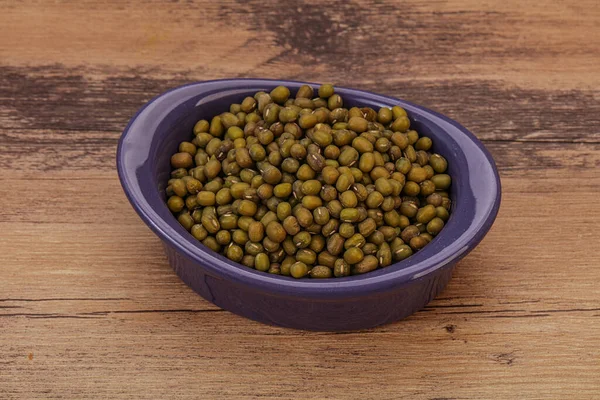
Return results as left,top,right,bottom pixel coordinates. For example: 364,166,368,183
2,64,600,142
1,0,599,399
1,0,599,89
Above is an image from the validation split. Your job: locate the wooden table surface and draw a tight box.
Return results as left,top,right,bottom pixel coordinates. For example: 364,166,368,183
1,1,599,399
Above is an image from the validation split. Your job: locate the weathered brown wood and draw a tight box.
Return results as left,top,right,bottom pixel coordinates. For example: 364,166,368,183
1,0,599,90
3,126,600,174
1,0,599,398
2,65,599,142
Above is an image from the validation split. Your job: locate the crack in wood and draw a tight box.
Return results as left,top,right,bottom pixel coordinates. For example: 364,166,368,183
436,309,527,315
424,304,484,309
491,351,517,366
445,324,456,333
535,307,600,314
77,309,224,316
484,314,550,318
3,307,594,320
1,309,224,319
0,297,131,302
0,313,101,319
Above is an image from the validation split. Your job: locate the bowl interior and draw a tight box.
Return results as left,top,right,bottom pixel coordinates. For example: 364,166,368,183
118,79,500,296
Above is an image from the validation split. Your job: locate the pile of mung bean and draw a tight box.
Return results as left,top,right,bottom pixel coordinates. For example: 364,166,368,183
165,84,451,278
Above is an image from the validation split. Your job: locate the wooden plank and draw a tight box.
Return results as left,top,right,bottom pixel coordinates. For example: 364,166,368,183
1,190,600,308
2,126,600,173
0,310,596,399
1,164,600,225
1,0,599,90
1,65,599,142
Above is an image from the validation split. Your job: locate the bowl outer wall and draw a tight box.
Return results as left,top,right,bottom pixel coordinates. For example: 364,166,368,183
117,78,501,302
162,240,455,330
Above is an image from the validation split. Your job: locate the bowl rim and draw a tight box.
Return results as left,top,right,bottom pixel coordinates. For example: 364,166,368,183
117,78,501,299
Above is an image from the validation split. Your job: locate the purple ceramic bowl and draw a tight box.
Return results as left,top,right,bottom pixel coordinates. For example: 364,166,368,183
117,79,501,331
